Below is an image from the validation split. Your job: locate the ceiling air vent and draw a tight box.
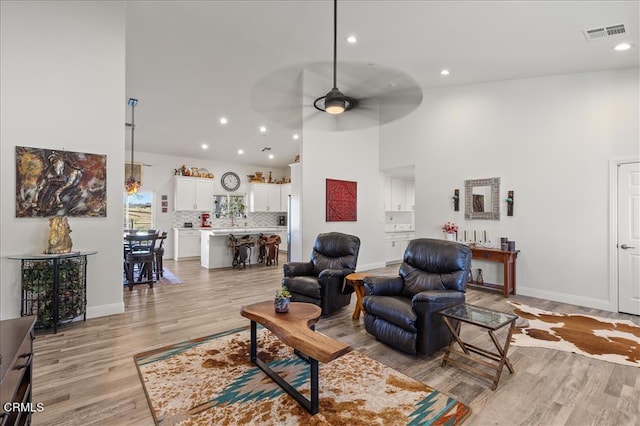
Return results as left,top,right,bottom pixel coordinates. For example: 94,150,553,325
583,23,627,41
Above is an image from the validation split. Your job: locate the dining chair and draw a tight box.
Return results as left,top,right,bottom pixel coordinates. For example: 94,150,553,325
124,232,158,290
154,231,167,280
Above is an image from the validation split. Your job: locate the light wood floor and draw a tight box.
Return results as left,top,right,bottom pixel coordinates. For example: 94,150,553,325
31,256,640,426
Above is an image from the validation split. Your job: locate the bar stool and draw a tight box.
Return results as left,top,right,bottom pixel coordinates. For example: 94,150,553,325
229,234,256,269
265,234,281,266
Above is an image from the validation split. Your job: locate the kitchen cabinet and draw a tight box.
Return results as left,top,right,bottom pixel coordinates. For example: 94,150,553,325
279,183,292,212
385,177,415,211
173,228,201,260
390,178,406,211
385,232,414,263
248,183,285,212
174,176,214,211
405,180,415,211
277,230,288,253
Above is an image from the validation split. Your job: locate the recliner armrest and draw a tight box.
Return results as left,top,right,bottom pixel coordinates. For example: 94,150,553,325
411,290,465,315
283,262,314,277
318,268,353,279
363,276,404,296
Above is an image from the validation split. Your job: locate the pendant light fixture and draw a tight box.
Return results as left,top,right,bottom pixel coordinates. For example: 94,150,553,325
125,98,140,195
313,0,358,114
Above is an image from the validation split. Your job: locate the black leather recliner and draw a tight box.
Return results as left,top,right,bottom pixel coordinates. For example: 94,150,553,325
362,238,471,355
282,232,360,316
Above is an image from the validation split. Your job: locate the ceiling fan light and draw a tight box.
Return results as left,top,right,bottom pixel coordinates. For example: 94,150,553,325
325,99,346,114
313,90,358,113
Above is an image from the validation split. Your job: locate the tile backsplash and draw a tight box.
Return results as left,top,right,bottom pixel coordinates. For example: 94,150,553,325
172,211,285,228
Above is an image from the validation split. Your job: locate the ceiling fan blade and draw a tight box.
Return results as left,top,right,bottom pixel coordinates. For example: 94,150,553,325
307,61,423,122
250,65,306,129
358,83,423,109
344,66,421,99
251,62,422,130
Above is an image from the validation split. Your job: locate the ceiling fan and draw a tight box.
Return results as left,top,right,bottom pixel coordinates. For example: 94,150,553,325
250,0,423,130
312,0,358,115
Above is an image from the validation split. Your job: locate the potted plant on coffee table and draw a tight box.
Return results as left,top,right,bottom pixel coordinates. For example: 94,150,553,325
274,286,291,313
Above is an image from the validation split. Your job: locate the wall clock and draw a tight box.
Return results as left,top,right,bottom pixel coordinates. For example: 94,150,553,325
221,171,241,191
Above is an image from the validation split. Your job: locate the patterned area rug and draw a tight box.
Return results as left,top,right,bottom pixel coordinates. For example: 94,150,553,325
134,327,471,425
508,302,640,367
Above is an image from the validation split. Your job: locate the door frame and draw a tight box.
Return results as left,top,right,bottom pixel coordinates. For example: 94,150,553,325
608,158,640,312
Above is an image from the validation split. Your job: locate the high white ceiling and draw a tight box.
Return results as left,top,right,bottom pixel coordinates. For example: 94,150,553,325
125,1,639,169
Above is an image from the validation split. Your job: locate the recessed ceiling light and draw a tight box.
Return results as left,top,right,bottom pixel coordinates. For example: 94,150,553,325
614,43,632,51
268,154,274,159
440,69,450,76
201,144,208,149
293,134,300,140
237,149,244,155
346,35,357,44
219,117,228,125
259,126,267,133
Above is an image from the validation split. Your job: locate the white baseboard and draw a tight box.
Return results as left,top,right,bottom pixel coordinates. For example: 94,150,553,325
86,302,124,319
357,261,387,272
517,286,612,312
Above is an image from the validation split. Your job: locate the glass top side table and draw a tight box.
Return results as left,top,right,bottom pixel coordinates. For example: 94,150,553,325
438,303,518,390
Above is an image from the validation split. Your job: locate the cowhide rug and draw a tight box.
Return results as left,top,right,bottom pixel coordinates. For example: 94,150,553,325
134,327,471,425
508,301,640,367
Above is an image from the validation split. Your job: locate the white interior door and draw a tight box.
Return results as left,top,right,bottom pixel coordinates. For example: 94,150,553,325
618,162,640,315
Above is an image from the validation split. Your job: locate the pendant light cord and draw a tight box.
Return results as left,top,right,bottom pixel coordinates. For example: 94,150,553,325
332,0,337,89
130,103,135,173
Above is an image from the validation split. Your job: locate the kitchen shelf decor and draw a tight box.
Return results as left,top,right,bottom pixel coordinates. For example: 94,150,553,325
173,164,214,178
8,251,96,333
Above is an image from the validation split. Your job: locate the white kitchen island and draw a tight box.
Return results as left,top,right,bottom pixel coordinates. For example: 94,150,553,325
200,227,285,269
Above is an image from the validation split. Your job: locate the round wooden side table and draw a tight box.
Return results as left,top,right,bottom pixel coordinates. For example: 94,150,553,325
345,272,369,320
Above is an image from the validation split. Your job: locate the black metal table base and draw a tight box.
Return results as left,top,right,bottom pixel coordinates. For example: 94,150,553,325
250,321,320,415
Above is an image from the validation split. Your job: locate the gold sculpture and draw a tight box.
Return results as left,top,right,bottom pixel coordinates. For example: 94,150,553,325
44,216,73,254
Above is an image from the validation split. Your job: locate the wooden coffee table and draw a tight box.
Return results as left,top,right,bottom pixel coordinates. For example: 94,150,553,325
345,272,369,320
438,303,517,390
240,301,352,414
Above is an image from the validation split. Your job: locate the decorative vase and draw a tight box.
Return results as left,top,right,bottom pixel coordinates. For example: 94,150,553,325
445,233,455,242
274,296,290,313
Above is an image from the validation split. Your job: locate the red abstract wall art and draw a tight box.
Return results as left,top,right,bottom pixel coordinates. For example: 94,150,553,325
326,179,357,222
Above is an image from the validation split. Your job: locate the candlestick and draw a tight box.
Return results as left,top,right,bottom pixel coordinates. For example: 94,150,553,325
464,230,467,241
474,230,476,242
484,230,487,243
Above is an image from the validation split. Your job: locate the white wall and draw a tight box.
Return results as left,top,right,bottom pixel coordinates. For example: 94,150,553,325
0,1,126,319
129,150,288,258
380,68,640,310
297,70,386,270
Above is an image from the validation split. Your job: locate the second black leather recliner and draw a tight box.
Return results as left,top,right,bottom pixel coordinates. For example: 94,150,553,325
362,238,471,355
282,232,360,315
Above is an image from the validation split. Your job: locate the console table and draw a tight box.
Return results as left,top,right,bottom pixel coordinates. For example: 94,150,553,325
469,247,520,297
8,251,96,333
0,316,36,425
